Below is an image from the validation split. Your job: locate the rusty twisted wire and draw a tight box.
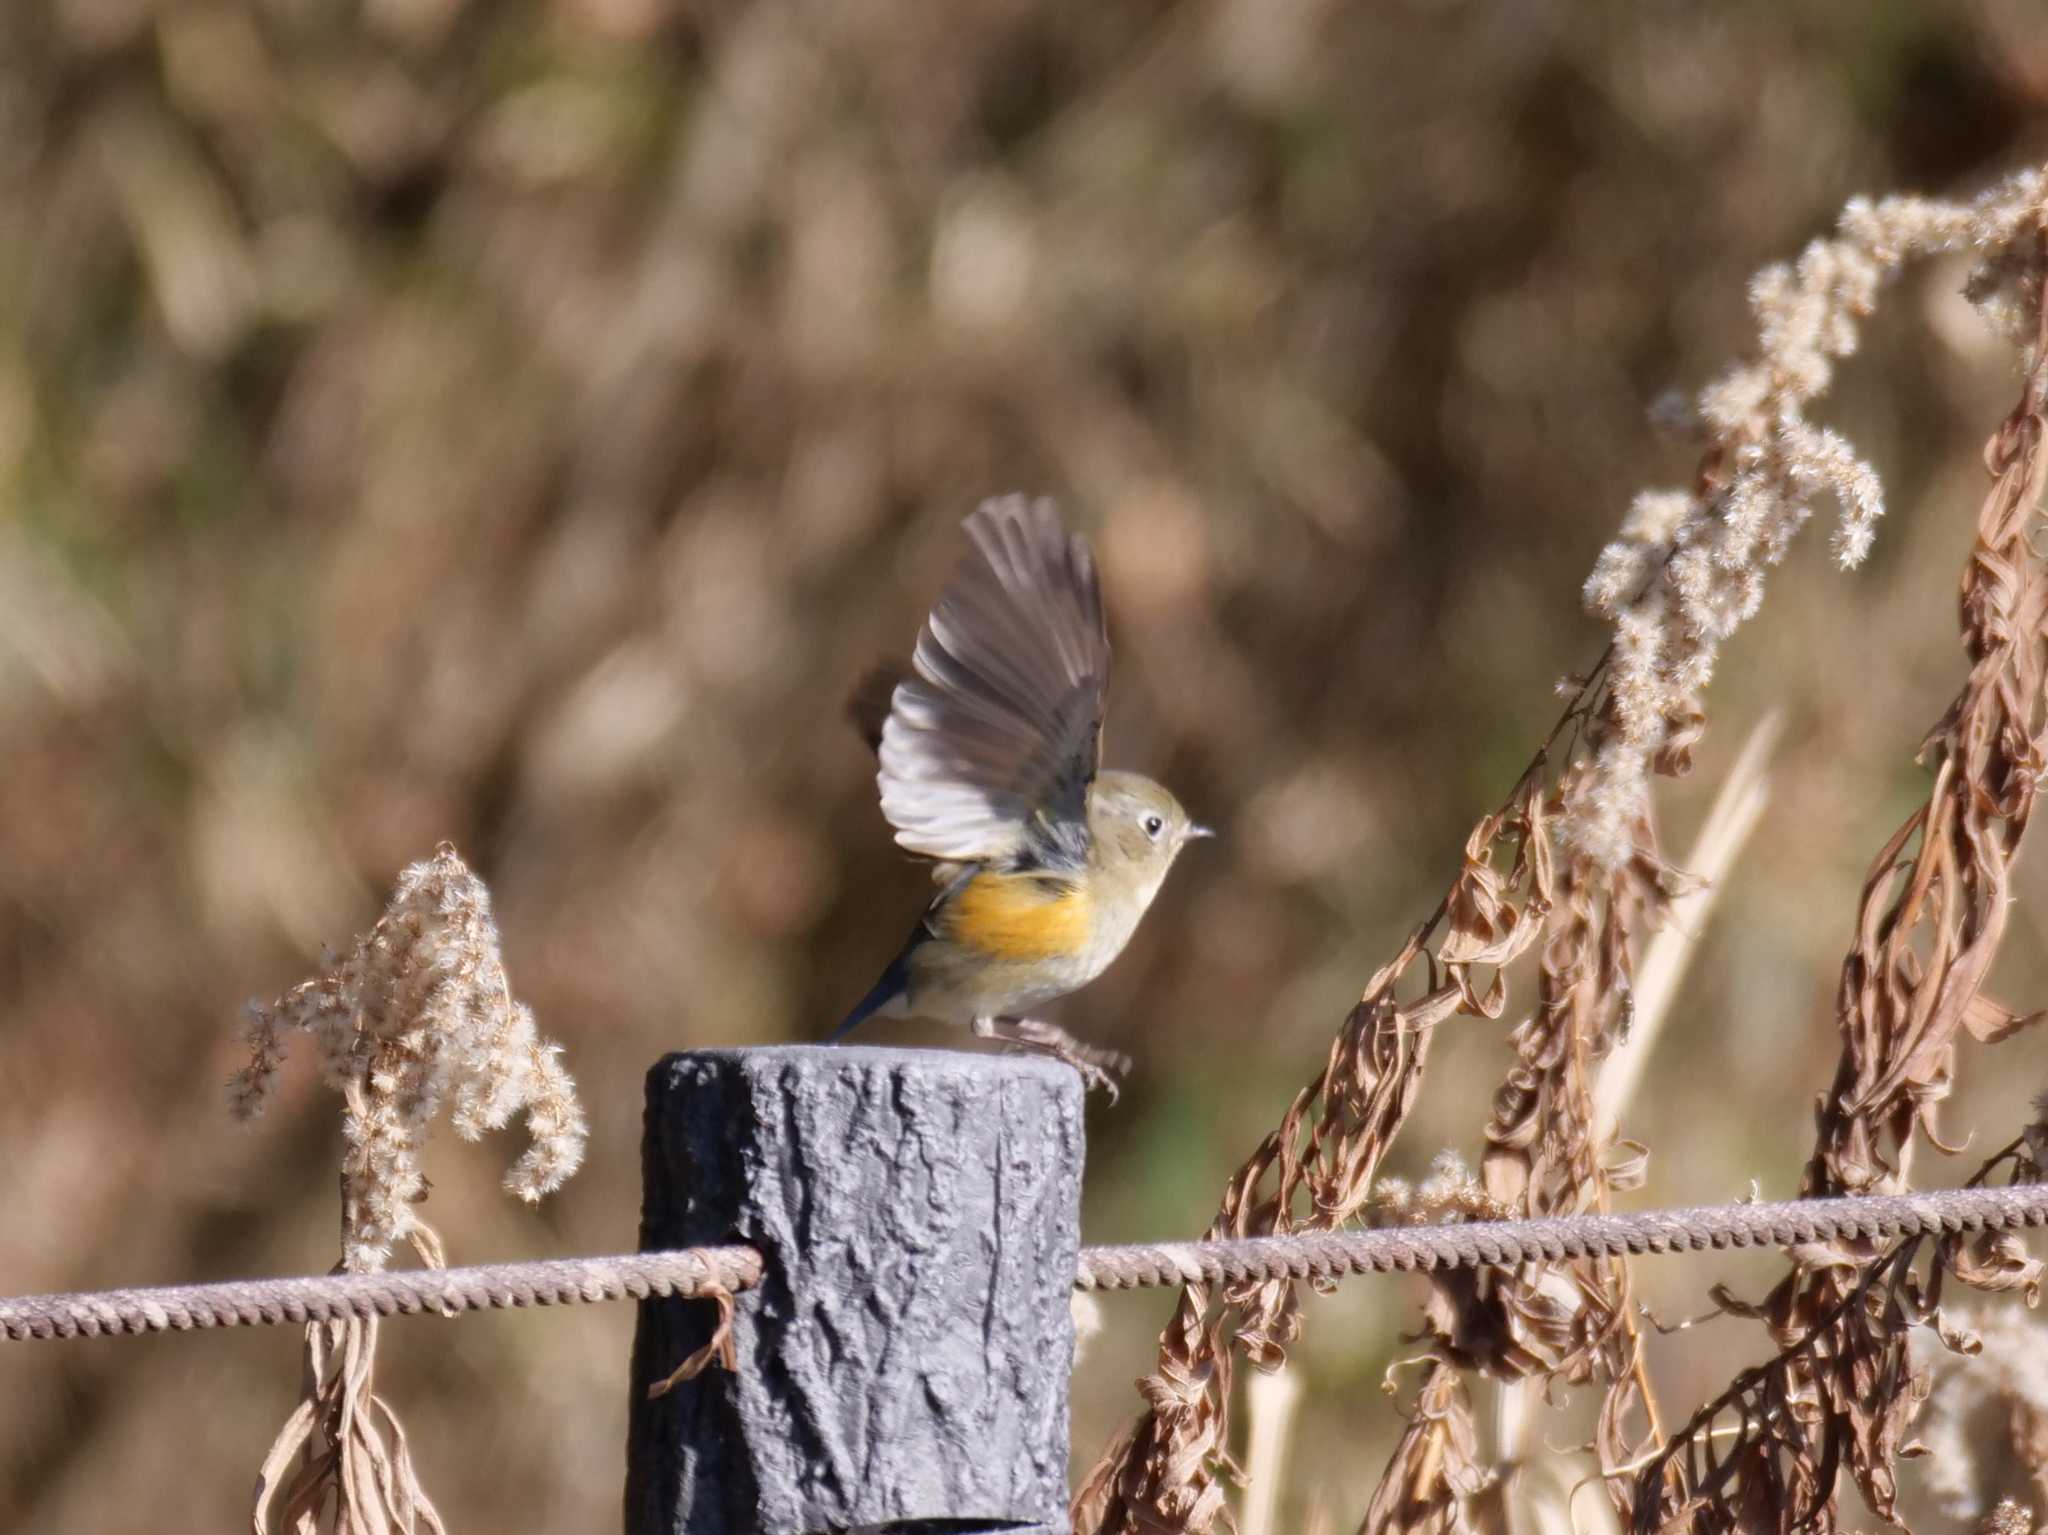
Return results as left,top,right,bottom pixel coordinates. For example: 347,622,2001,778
0,1248,766,1342
1070,1182,2048,1289
5,1184,2043,1342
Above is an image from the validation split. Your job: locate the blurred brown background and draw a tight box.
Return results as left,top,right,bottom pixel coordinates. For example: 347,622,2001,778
5,1,2048,1529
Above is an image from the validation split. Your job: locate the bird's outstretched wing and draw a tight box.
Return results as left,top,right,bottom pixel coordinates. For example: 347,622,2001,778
877,496,1109,869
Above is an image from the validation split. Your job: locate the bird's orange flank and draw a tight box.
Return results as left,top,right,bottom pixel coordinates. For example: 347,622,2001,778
941,872,1094,962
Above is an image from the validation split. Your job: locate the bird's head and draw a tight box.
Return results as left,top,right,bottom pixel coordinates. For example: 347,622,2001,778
1086,771,1213,901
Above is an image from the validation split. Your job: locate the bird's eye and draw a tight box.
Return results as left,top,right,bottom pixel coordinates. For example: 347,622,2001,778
1142,814,1165,839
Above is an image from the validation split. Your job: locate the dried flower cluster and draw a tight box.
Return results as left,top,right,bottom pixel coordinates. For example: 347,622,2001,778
1367,1151,1507,1227
1078,165,2048,1535
1572,169,2048,869
233,843,586,1535
231,841,586,1272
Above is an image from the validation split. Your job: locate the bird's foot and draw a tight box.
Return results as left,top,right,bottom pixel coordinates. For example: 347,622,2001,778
973,1016,1132,1102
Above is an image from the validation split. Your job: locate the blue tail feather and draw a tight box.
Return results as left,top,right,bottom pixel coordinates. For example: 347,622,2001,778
829,950,911,1042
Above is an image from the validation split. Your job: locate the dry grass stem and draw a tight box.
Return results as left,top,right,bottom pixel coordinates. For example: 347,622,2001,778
1075,165,2048,1535
1592,712,1778,1142
1240,1364,1302,1535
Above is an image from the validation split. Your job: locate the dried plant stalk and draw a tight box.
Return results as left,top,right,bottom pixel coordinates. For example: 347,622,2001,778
1632,231,2048,1535
1409,706,1777,1531
231,843,586,1535
1634,1128,2048,1533
1362,812,1664,1535
1358,1362,1488,1535
1505,715,1776,1505
1074,713,1579,1535
1076,168,2048,1535
252,1316,447,1535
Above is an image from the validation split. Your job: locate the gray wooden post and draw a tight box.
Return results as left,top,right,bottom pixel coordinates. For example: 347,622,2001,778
625,1045,1085,1535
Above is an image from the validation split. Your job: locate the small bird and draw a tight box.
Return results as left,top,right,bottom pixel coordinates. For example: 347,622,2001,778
831,495,1211,1097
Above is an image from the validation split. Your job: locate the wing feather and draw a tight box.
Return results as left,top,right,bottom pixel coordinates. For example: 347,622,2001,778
877,496,1109,866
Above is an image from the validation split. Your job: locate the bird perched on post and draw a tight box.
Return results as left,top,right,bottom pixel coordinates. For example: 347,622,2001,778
831,495,1211,1098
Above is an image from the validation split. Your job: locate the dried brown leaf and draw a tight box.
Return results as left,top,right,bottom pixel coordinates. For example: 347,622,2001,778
1963,994,2048,1044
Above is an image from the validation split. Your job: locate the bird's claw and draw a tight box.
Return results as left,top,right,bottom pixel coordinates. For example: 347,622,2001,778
1057,1044,1130,1103
974,1017,1131,1101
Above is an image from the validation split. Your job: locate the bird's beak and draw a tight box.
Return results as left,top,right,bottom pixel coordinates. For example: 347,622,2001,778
1189,823,1217,840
